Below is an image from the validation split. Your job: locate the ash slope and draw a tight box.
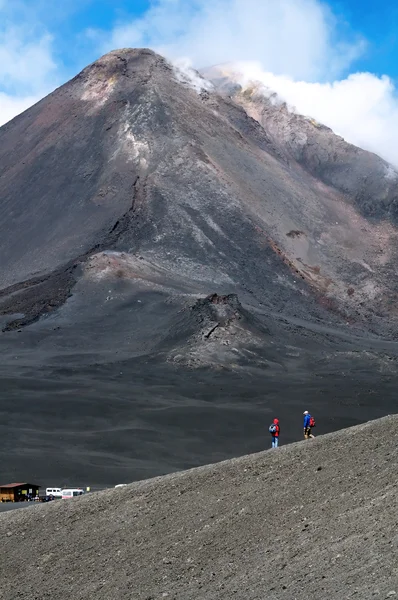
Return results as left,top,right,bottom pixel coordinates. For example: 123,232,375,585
2,416,398,600
1,48,398,330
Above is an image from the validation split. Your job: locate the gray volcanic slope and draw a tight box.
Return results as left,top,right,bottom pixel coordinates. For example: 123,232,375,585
1,48,398,485
1,417,398,599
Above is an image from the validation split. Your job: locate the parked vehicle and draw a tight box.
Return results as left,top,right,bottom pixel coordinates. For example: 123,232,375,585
45,487,62,498
41,495,55,503
61,488,85,499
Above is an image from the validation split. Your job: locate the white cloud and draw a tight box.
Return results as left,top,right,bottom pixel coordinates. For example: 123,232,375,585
104,0,364,81
0,92,43,125
0,4,58,126
0,28,55,90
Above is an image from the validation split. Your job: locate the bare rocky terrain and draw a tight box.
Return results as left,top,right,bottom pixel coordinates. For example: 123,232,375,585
1,416,398,599
1,48,398,486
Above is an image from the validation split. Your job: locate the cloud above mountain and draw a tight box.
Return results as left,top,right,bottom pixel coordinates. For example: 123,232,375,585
0,2,58,125
2,0,398,168
101,0,364,82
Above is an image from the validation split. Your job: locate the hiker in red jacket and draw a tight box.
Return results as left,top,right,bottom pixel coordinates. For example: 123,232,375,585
269,418,280,448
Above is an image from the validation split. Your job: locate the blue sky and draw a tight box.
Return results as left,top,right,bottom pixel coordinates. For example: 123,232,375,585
1,0,398,165
2,0,398,83
12,0,398,80
335,0,398,77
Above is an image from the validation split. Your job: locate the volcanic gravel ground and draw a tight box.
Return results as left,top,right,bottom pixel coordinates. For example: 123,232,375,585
1,285,398,486
1,416,398,599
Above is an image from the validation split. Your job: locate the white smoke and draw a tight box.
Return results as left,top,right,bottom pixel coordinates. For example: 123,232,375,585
223,62,398,166
173,58,213,94
384,164,398,181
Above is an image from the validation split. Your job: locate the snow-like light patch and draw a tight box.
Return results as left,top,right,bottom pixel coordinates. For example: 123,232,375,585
204,215,226,236
357,279,380,301
111,118,149,167
81,74,118,109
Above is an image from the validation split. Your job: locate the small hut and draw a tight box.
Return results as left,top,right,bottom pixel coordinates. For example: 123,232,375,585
0,482,40,502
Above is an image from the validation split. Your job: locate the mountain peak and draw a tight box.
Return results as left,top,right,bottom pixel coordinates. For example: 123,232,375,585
85,47,166,73
72,47,172,103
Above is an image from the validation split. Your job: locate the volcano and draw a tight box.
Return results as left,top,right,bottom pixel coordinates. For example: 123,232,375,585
1,48,398,486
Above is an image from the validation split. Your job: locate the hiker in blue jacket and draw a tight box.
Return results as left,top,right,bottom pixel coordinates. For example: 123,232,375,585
303,410,315,439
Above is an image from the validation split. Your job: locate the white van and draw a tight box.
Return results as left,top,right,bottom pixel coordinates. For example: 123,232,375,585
46,487,62,498
61,488,85,499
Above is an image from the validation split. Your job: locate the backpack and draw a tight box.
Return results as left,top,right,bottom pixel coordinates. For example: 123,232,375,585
269,423,277,434
309,416,316,428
